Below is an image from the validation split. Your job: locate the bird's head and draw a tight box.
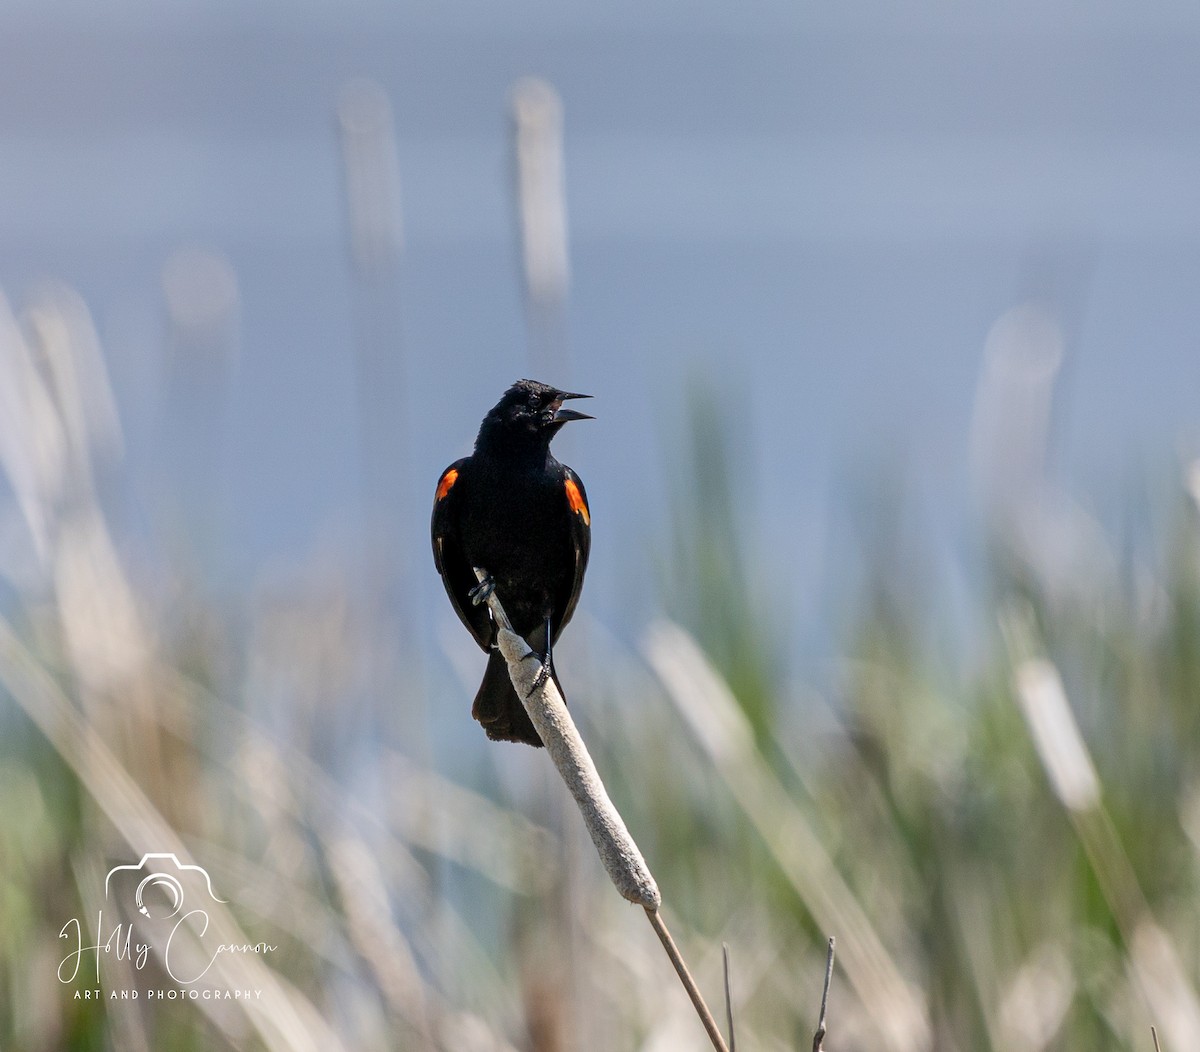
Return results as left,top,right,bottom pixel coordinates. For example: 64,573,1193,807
477,379,592,449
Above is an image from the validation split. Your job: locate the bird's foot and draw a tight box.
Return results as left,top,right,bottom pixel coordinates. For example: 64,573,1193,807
469,575,496,606
524,656,551,699
523,613,554,698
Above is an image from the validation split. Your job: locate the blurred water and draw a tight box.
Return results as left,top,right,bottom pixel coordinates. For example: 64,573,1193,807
1,3,1199,646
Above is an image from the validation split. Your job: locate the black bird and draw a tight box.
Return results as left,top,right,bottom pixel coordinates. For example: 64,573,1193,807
432,379,592,746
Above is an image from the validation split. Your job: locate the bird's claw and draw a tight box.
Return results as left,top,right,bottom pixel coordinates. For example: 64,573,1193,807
523,613,554,698
469,575,496,606
526,657,551,699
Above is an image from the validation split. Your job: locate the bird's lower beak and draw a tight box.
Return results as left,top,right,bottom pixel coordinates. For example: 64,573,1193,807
554,391,593,422
553,406,594,423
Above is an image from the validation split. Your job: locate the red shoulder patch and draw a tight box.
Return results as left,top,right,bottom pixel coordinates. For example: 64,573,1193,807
564,477,590,525
435,467,459,502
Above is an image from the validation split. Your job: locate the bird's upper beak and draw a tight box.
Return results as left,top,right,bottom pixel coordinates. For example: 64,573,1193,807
553,391,593,422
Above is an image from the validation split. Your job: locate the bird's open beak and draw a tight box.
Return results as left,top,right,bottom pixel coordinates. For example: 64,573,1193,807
554,391,593,422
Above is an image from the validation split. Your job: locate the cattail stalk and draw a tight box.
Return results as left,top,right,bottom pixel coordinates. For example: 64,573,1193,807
472,568,730,1052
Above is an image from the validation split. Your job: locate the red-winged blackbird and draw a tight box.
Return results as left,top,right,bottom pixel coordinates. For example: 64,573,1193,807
432,379,592,746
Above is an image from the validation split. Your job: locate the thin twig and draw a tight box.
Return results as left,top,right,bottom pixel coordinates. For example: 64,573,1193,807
813,937,836,1052
1152,1025,1162,1052
645,907,730,1052
474,571,729,1051
722,942,737,1052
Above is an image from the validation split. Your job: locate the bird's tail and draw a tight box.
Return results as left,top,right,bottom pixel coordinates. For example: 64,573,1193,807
472,646,564,748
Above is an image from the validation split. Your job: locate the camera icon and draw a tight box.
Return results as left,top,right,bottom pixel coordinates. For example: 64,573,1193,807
105,853,226,920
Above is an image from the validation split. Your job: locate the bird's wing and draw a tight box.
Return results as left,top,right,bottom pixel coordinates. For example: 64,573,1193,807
553,465,591,640
431,459,494,652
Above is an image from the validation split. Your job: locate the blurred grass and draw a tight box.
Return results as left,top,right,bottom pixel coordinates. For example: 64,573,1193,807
0,283,1198,1052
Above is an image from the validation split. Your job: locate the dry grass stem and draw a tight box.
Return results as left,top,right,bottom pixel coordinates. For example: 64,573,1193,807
723,942,737,1052
645,907,730,1052
813,936,836,1052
